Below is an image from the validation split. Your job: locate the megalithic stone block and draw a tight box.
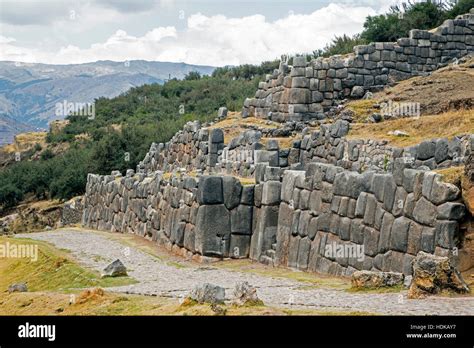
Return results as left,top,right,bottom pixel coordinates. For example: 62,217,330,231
197,176,223,204
195,204,230,257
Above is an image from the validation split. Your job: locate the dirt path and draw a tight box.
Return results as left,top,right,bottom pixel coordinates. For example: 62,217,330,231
16,228,474,315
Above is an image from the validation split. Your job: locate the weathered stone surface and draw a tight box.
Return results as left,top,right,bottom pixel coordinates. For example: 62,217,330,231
195,204,230,256
209,128,224,143
8,282,28,293
435,221,458,249
281,171,304,203
437,202,466,220
232,281,263,306
230,234,251,258
351,270,404,289
217,106,228,118
417,141,436,160
408,251,469,298
412,197,437,226
240,185,255,205
231,205,253,234
222,176,242,210
197,176,223,204
189,283,225,304
363,227,380,256
102,259,127,277
429,176,460,204
255,150,279,167
390,217,410,252
262,181,282,205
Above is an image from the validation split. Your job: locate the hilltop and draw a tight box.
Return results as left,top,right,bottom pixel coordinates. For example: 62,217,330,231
0,60,215,145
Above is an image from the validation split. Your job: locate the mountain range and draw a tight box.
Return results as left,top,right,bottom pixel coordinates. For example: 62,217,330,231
0,60,215,145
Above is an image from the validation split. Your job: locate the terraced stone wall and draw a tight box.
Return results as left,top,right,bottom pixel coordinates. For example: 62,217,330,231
252,162,468,276
136,121,224,174
82,171,254,259
243,11,474,122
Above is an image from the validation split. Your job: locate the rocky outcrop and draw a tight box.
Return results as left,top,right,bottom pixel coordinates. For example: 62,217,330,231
244,12,474,122
232,282,263,306
408,251,470,298
188,283,225,304
351,270,404,289
101,259,128,278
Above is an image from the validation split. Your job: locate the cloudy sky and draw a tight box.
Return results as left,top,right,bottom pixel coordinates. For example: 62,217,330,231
0,0,405,66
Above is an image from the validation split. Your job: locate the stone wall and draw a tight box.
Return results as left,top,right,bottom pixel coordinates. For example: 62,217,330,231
82,171,254,259
243,11,474,122
256,162,467,276
81,10,474,277
296,121,471,173
215,130,290,177
136,121,224,174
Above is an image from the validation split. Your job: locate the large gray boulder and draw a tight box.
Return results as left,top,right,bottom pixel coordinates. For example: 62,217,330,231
8,282,28,293
189,283,225,304
102,259,127,277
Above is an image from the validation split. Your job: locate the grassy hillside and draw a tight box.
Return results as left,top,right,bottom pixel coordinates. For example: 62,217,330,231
0,65,278,210
0,236,134,291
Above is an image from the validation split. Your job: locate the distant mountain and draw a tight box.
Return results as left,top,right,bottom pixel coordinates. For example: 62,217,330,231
0,60,215,145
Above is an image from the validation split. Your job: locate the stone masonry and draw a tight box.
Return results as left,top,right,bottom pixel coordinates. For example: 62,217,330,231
82,11,474,277
243,11,474,122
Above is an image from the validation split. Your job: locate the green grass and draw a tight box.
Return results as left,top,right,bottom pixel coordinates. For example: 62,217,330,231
0,236,136,292
347,284,404,294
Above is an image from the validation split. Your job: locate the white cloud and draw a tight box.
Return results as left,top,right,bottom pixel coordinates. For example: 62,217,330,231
0,3,379,66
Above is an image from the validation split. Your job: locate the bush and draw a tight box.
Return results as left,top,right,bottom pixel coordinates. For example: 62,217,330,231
361,1,452,43
0,182,23,208
313,34,367,58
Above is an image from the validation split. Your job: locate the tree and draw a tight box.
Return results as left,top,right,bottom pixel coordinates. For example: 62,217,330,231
313,34,367,58
184,71,201,80
361,1,447,42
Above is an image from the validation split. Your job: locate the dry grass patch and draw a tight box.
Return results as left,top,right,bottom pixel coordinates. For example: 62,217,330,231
434,166,465,186
0,290,375,315
209,112,279,144
345,99,380,122
260,137,296,149
344,57,474,119
348,109,474,147
2,132,47,153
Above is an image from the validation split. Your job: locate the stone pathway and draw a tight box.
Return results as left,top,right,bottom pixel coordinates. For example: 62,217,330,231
16,229,474,315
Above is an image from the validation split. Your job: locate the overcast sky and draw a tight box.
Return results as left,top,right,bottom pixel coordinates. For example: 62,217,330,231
0,0,405,66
